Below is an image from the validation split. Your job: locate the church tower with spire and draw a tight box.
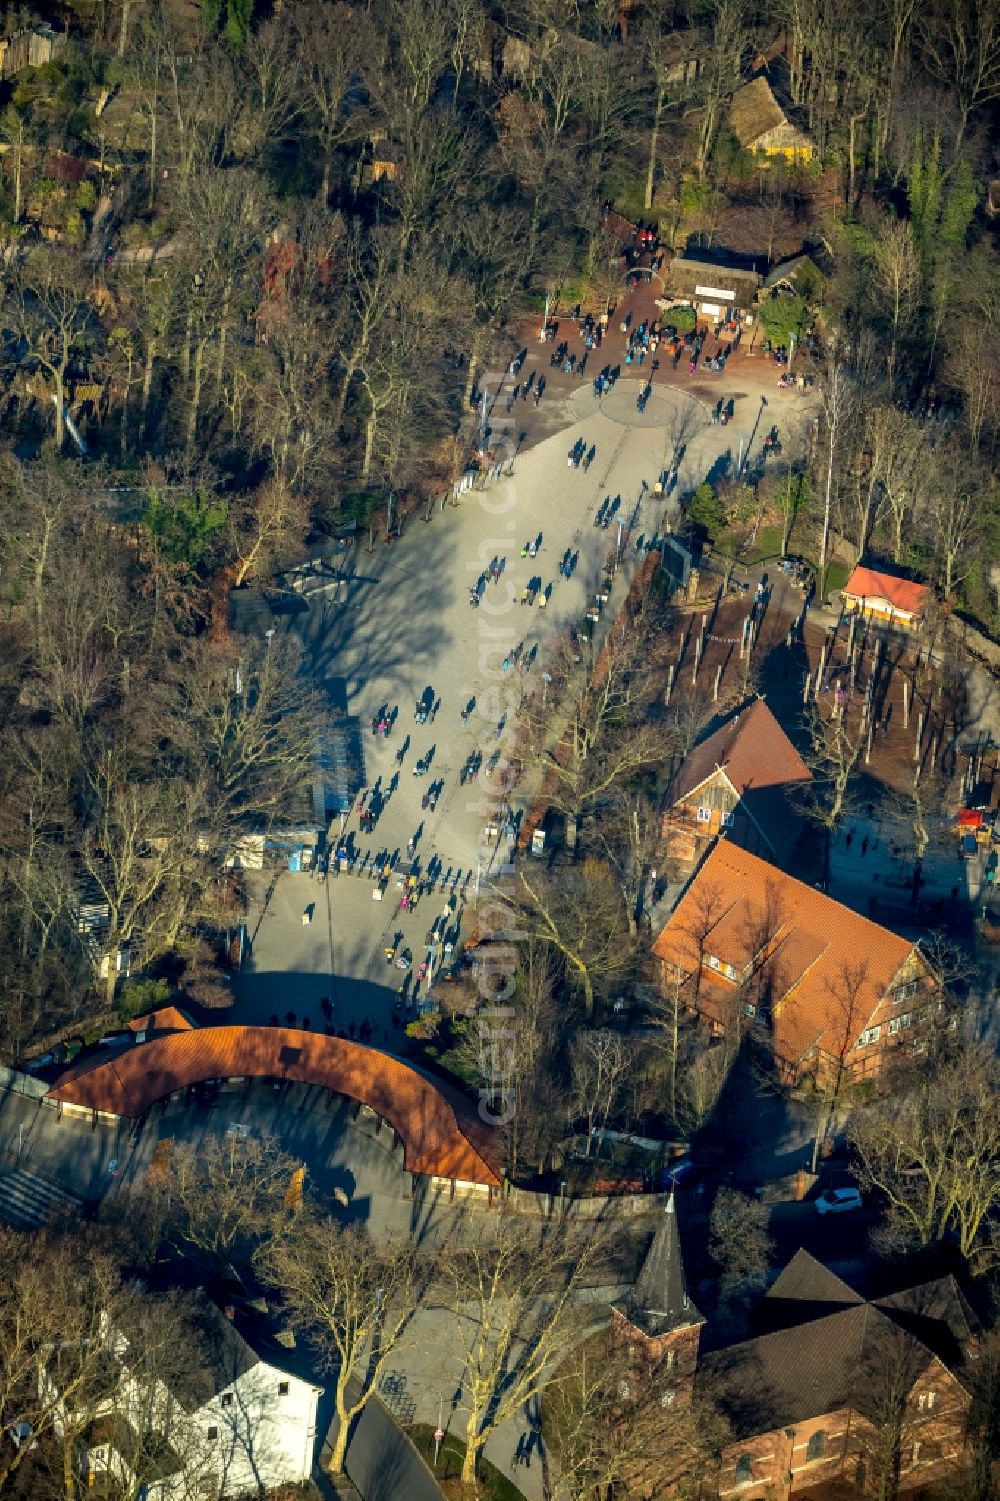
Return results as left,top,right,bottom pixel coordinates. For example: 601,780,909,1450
611,1193,704,1386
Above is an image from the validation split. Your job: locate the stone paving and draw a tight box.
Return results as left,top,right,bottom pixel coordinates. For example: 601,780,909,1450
233,297,819,1044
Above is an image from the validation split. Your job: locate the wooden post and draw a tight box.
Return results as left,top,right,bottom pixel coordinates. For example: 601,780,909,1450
803,671,812,704
902,679,910,729
692,634,702,685
865,724,873,763
665,664,675,703
914,711,924,760
815,643,827,700
714,663,723,701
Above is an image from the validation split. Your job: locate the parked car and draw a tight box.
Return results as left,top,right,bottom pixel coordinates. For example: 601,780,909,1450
815,1186,863,1216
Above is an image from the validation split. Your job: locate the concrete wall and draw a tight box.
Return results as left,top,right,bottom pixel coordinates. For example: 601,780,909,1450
0,1066,48,1099
504,1185,674,1220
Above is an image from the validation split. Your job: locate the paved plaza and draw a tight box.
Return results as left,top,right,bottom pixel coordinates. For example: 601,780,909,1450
233,311,818,1043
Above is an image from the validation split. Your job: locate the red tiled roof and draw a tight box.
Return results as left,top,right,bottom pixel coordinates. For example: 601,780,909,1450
47,1028,501,1186
652,843,918,1064
669,698,811,805
842,566,930,616
126,1007,194,1034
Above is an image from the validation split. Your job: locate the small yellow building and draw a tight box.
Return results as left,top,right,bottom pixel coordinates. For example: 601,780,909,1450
730,76,815,162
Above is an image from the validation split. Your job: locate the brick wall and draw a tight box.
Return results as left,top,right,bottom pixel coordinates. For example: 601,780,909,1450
718,1407,854,1498
715,1365,970,1498
610,1308,702,1393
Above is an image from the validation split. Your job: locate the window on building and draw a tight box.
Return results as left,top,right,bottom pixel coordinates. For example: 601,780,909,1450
664,1348,676,1371
660,1388,676,1408
696,806,711,823
857,1026,882,1047
278,1381,290,1396
807,1431,827,1462
707,955,721,970
220,1393,234,1409
723,962,738,979
206,1426,218,1441
918,1391,936,1411
895,981,918,1004
735,1454,753,1486
721,810,735,829
744,1001,757,1018
900,1012,911,1028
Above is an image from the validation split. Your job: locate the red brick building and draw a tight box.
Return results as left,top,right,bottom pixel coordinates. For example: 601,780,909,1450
701,1251,977,1498
611,1192,705,1388
662,698,811,867
652,843,939,1086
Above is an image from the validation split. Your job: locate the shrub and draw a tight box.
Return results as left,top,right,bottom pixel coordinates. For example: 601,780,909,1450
117,977,171,1023
687,481,726,541
62,208,84,244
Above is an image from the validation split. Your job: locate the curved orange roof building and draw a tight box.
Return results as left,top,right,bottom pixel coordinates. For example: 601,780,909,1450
47,1027,502,1187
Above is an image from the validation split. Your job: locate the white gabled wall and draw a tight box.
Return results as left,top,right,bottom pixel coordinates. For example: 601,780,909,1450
169,1360,319,1500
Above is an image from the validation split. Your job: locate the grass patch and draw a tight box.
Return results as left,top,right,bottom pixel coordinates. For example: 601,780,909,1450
408,1424,527,1500
824,558,851,594
666,304,697,334
713,525,784,565
610,181,649,225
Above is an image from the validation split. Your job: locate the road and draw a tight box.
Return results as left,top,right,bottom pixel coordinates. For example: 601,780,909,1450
232,293,818,1042
343,1395,446,1501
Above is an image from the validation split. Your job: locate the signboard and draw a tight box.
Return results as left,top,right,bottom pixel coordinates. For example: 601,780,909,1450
694,284,735,301
660,537,693,588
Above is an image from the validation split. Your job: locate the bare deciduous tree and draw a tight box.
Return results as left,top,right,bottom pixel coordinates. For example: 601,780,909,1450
708,1188,773,1322
441,1217,608,1487
5,250,93,452
257,1212,423,1474
510,860,635,1020
546,1332,728,1499
850,1043,1000,1271
570,1028,633,1157
138,1130,302,1275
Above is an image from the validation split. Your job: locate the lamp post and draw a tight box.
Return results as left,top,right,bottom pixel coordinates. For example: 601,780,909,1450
741,395,768,476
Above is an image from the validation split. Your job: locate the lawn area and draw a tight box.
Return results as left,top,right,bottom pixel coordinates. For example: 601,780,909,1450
710,527,852,597
408,1424,527,1501
713,524,785,565
823,558,851,594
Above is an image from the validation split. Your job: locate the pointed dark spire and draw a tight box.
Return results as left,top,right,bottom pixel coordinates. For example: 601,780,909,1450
622,1191,704,1337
